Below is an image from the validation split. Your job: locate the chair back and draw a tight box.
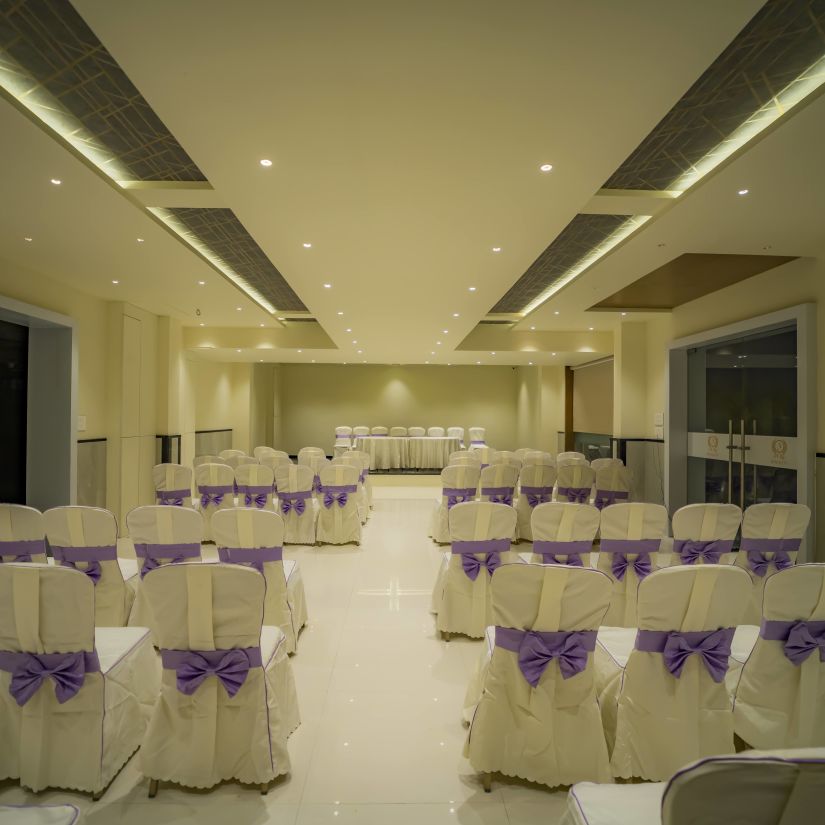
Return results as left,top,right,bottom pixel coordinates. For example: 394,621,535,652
370,426,388,436
449,501,516,544
194,462,236,512
490,450,522,470
260,452,293,475
126,505,203,578
513,448,535,461
590,457,623,473
225,454,256,472
297,447,325,466
234,463,276,511
0,504,47,563
593,463,632,510
427,426,445,437
193,454,228,467
408,426,426,437
274,463,315,495
671,504,741,565
389,426,407,437
352,426,370,438
449,450,481,466
319,465,360,513
518,463,557,493
440,465,480,505
218,449,245,460
253,446,277,460
447,426,464,442
531,502,599,565
468,427,486,446
479,464,519,505
522,450,555,467
557,451,587,465
152,463,193,506
334,426,353,441
555,464,595,503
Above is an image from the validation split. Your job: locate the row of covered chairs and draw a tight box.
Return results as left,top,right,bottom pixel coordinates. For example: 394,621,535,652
333,425,485,455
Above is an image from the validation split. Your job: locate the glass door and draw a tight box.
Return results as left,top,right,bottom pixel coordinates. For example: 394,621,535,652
686,326,798,507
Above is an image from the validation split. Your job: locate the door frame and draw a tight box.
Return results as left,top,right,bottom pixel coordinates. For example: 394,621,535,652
666,303,816,558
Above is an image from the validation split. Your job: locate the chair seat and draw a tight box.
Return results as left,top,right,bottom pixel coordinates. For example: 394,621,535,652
94,626,152,673
0,805,81,825
565,781,666,825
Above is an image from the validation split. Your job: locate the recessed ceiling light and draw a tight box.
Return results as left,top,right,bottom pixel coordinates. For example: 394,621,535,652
452,313,459,318
554,311,560,315
436,341,442,345
311,359,316,363
323,283,332,289
277,316,285,320
588,326,594,331
259,359,264,363
50,178,61,185
738,188,749,195
199,322,205,327
539,164,553,172
259,323,265,327
492,247,501,253
346,328,352,333
551,352,556,356
198,280,206,285
236,307,242,311
362,360,366,364
621,312,628,316
468,286,477,292
425,361,430,364
136,238,144,243
352,340,357,344
260,159,272,167
302,242,312,248
476,361,481,365
297,349,303,353
528,361,533,365
530,325,535,330
430,351,435,355
24,237,32,242
111,279,119,285
236,349,241,353
442,329,448,334
491,351,496,355
337,311,344,315
357,350,363,354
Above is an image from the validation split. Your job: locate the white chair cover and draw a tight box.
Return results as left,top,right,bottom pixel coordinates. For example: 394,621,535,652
260,451,293,479
0,563,158,794
468,427,487,448
139,563,300,789
332,456,369,524
523,451,555,467
555,464,596,503
194,462,236,541
0,505,47,564
333,426,353,458
427,426,446,437
408,426,426,437
596,565,752,780
479,464,519,508
193,454,228,467
389,426,407,437
731,564,825,749
464,564,612,787
490,451,522,471
225,454,256,473
43,506,136,627
596,503,669,627
344,449,373,511
430,464,481,543
447,426,465,447
218,449,245,460
558,451,588,465
514,448,534,462
234,463,276,512
152,463,193,508
449,450,481,466
562,748,825,825
253,446,277,460
516,465,558,541
0,804,82,824
431,502,520,638
212,508,308,653
352,426,370,438
274,464,318,545
297,447,325,467
370,426,389,436
590,457,623,473
670,504,741,566
593,464,633,511
316,465,362,546
530,502,598,566
734,503,811,623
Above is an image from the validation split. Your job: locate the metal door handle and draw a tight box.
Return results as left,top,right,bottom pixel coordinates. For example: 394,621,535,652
727,420,733,505
739,419,746,510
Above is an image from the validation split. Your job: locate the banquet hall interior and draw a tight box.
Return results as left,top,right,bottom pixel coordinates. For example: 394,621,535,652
1,1,825,824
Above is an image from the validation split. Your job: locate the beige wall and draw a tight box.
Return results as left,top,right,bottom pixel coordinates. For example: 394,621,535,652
515,366,541,448
573,359,613,435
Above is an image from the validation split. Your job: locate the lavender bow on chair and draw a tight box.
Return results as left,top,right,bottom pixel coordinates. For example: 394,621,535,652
321,484,357,509
452,538,510,581
133,542,201,578
558,486,590,504
241,484,271,509
601,539,660,581
0,650,101,706
533,539,590,566
0,539,46,563
218,546,282,574
443,487,475,509
50,545,118,585
761,619,825,666
636,627,734,683
199,484,232,509
741,538,800,577
495,627,597,686
521,486,553,508
280,492,310,515
675,539,732,565
161,647,262,698
593,489,629,510
482,487,514,506
156,488,190,506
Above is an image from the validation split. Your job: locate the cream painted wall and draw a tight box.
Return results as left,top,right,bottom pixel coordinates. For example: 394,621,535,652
515,366,541,448
539,365,566,451
573,360,613,435
279,364,520,455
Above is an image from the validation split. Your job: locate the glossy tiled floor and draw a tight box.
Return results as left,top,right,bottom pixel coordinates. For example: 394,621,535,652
0,486,567,823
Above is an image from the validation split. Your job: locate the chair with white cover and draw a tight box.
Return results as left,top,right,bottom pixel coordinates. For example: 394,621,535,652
193,454,228,468
473,446,494,468
0,505,48,564
43,506,137,627
219,449,245,460
152,463,193,508
590,457,623,474
308,455,331,497
430,464,481,543
447,426,465,447
561,749,825,825
274,464,317,545
729,564,825,749
139,563,299,795
449,449,481,467
427,426,446,437
0,563,158,796
333,426,353,457
235,463,276,512
596,503,669,627
515,464,557,541
332,456,368,524
490,451,522,472
555,463,596,504
0,804,82,823
253,446,277,461
316,465,362,546
225,454,256,474
670,504,741,566
479,464,519,508
513,448,534,462
297,447,325,467
212,508,308,654
344,449,373,510
595,564,751,780
390,426,407,437
194,462,236,541
593,463,632,510
734,503,811,624
530,502,598,566
370,426,388,436
557,451,588,465
523,451,555,467
468,427,487,448
431,501,519,639
408,426,426,437
260,451,293,485
464,563,613,790
352,426,370,442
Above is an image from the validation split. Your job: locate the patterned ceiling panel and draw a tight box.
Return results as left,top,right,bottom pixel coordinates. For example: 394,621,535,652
164,208,307,312
491,214,628,313
0,0,205,181
603,0,825,191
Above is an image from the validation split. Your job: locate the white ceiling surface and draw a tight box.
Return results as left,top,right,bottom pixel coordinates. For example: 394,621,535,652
60,0,761,365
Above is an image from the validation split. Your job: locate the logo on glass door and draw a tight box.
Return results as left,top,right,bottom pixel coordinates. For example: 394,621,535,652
771,439,788,463
707,435,719,457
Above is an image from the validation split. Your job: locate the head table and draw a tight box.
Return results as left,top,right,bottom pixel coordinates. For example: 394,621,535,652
354,436,461,470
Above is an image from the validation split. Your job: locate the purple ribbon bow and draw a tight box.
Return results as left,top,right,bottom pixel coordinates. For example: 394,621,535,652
199,484,233,509
134,542,201,578
452,538,510,581
240,485,271,509
761,619,825,666
521,486,553,508
496,626,597,686
161,647,262,698
675,539,733,566
321,484,357,509
50,545,118,585
636,627,734,683
533,539,590,566
558,486,590,504
482,487,514,506
443,487,476,509
593,489,629,510
601,539,660,581
0,650,101,706
218,546,283,574
156,488,190,506
0,539,46,563
280,492,311,515
741,538,800,577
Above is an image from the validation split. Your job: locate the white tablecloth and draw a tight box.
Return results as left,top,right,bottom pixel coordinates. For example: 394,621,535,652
354,436,460,470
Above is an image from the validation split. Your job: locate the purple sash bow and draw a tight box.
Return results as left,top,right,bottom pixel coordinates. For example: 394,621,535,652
0,539,46,563
161,647,262,698
558,486,590,504
218,545,283,574
636,627,734,683
240,484,271,509
521,486,553,508
601,539,660,581
741,538,799,577
593,489,629,510
443,487,476,508
156,488,190,506
470,440,486,446
322,484,357,509
134,542,201,578
452,538,510,581
50,545,118,585
496,626,597,686
280,491,312,515
761,619,825,666
675,539,733,565
199,484,233,509
482,487,514,506
0,649,101,706
533,539,591,566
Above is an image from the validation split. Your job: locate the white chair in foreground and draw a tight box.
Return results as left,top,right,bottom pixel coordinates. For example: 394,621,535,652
555,463,595,504
0,804,81,823
253,445,277,461
139,563,299,795
447,426,465,447
152,463,193,507
0,505,47,563
427,426,445,437
194,462,236,541
734,503,811,623
562,749,825,825
593,463,632,510
212,508,308,653
333,426,353,457
389,426,408,437
596,565,751,780
431,502,519,639
468,427,487,448
530,502,599,567
730,564,825,749
430,464,481,543
671,503,741,566
43,506,137,627
465,563,612,790
596,503,669,627
219,449,245,460
408,426,426,437
235,463,276,511
316,464,362,546
0,563,158,796
515,463,557,541
275,464,317,545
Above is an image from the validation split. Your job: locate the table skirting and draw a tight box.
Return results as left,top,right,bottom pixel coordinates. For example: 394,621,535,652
354,436,460,470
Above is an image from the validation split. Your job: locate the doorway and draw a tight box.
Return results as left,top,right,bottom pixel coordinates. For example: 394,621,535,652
0,319,29,502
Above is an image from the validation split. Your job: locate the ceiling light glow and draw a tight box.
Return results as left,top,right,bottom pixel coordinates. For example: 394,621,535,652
539,164,553,172
492,247,501,253
302,242,312,248
468,286,476,292
323,283,332,288
111,279,119,284
259,159,272,167
738,188,749,195
24,237,32,242
50,178,61,185
136,238,144,243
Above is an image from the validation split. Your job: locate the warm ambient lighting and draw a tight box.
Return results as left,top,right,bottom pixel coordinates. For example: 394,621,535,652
352,339,357,344
554,311,560,315
236,349,241,353
468,286,476,292
236,307,242,311
199,323,205,327
491,351,496,355
551,352,556,356
492,247,501,253
137,238,144,243
323,283,332,288
539,164,553,172
24,237,32,242
530,325,535,330
345,328,352,333
430,351,435,355
442,329,448,334
436,341,442,345
111,280,119,284
529,361,533,365
357,350,363,354
259,323,265,327
337,311,344,315
198,280,206,285
621,312,628,316
259,159,272,167
589,326,594,330
50,178,61,185
297,349,302,353
476,361,481,365
738,188,750,195
452,312,459,317
302,242,312,248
